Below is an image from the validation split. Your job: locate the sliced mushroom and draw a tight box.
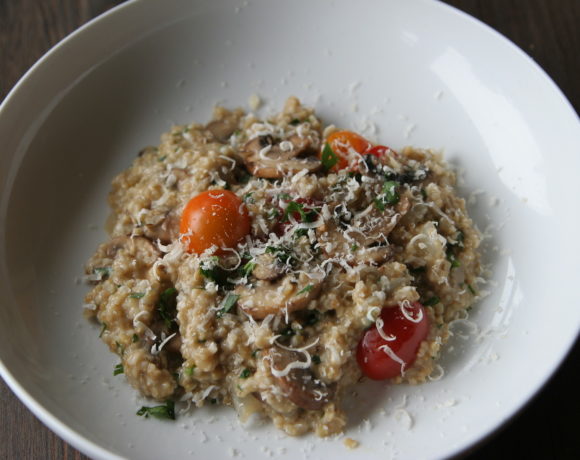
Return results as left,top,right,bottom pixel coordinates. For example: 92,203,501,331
206,114,239,142
144,211,180,244
235,276,322,320
240,134,321,178
267,347,336,410
316,192,412,265
251,252,286,281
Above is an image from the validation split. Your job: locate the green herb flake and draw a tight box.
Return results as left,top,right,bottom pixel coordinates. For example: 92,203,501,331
157,155,167,162
289,118,301,125
312,355,321,365
251,350,260,358
467,284,477,295
132,334,139,343
113,363,124,376
278,193,291,200
136,400,175,420
321,143,338,171
157,287,178,329
129,292,145,299
241,260,256,278
424,296,440,307
210,398,217,405
283,201,306,221
217,293,240,318
350,244,359,252
199,261,230,287
99,323,107,338
374,197,386,211
183,366,196,376
383,180,400,204
240,368,252,379
93,267,111,278
420,188,428,200
265,245,293,264
243,192,254,203
296,284,314,295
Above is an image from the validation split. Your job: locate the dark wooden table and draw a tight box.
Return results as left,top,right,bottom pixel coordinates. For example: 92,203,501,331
1,1,578,459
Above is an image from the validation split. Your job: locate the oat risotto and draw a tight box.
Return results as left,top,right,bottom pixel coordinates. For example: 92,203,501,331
84,97,482,436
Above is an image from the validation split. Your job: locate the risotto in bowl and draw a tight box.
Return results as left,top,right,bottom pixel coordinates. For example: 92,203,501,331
84,97,483,436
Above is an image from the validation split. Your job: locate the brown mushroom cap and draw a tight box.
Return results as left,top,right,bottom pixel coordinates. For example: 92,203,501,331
235,276,322,320
240,134,322,178
206,114,240,142
268,347,336,411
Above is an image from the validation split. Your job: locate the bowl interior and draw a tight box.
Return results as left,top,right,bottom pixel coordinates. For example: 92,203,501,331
1,0,579,459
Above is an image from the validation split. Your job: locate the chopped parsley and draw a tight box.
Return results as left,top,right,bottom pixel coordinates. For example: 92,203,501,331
217,293,239,318
157,287,178,329
290,118,301,125
350,244,359,252
321,143,338,171
241,260,256,278
113,363,124,376
374,180,400,211
243,192,254,203
312,355,321,365
199,258,231,287
424,296,440,307
99,323,107,338
183,366,195,376
93,267,111,279
446,251,461,268
278,193,291,200
132,333,139,343
251,349,260,358
129,292,145,299
240,368,252,379
136,400,175,420
296,284,314,295
467,284,477,295
157,155,167,162
283,201,306,221
265,245,293,264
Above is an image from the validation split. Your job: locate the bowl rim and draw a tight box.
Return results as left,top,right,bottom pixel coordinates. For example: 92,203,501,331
0,1,578,459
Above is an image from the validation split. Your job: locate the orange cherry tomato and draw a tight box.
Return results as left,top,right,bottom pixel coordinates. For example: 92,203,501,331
323,130,372,171
356,302,429,380
179,190,250,254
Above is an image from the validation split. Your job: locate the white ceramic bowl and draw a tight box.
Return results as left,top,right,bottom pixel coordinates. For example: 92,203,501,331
1,1,579,459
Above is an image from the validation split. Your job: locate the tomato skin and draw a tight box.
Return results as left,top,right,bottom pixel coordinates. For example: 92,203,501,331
324,130,372,171
179,190,250,254
366,145,396,159
356,302,429,380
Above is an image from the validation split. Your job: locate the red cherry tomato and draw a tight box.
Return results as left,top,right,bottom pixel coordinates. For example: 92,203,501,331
366,145,397,159
357,302,429,380
179,190,250,254
323,130,372,171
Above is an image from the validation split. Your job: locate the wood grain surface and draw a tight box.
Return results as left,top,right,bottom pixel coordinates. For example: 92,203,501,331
1,1,578,459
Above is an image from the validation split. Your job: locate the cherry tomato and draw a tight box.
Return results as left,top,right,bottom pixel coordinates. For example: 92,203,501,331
179,190,250,254
366,145,397,159
356,302,429,380
323,130,372,171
